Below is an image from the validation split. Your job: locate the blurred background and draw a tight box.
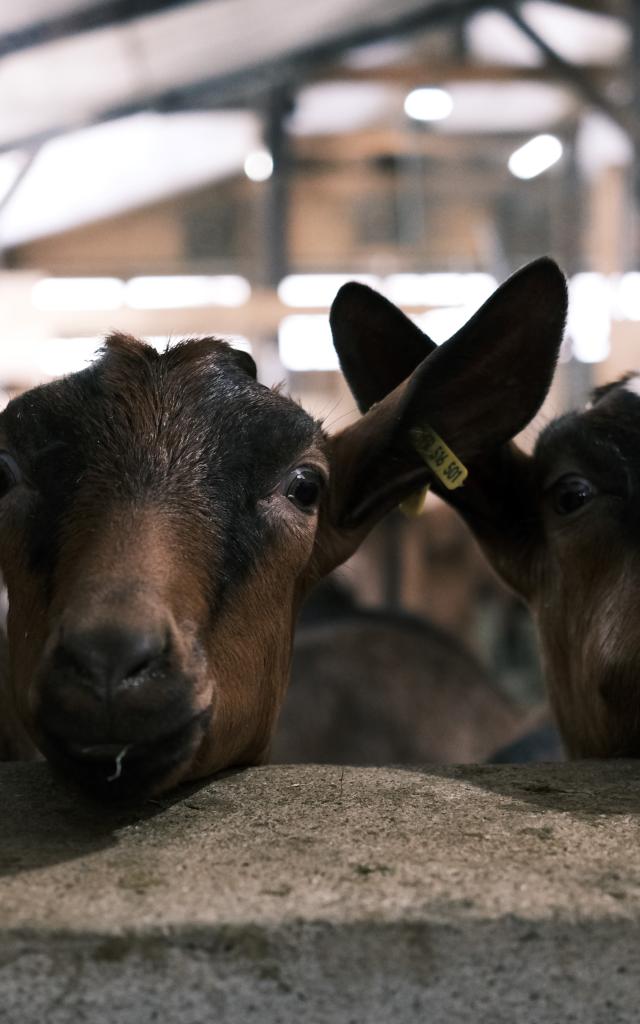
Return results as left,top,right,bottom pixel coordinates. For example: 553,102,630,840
0,0,637,760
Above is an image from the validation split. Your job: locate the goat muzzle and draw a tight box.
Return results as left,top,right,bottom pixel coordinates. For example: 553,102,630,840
34,623,210,797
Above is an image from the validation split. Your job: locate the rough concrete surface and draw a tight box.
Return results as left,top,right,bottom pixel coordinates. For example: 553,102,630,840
1,761,640,1023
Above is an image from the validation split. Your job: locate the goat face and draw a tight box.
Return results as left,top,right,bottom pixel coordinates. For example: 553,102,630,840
421,357,640,760
0,336,330,798
415,370,640,759
528,377,640,757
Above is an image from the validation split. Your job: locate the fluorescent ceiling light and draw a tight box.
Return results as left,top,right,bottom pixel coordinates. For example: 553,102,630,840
0,337,104,382
32,277,124,311
568,273,611,364
404,87,453,122
508,134,563,179
244,149,274,182
413,308,476,345
5,334,253,383
37,337,104,378
278,315,339,372
126,276,251,310
384,273,496,309
615,274,640,320
278,274,380,308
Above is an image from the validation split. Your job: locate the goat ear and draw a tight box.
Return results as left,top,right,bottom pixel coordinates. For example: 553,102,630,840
330,283,436,413
324,258,567,539
231,348,258,380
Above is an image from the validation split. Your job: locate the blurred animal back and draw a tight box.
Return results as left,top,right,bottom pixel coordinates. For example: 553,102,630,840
272,583,527,764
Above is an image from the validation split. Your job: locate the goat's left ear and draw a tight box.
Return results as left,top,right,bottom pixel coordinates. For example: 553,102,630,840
317,258,567,569
330,282,436,412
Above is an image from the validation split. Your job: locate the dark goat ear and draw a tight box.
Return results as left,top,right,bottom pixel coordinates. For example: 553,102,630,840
330,283,436,413
399,256,568,459
324,258,567,535
231,348,258,380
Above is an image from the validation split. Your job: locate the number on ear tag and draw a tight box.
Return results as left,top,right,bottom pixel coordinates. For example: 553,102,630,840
411,425,468,490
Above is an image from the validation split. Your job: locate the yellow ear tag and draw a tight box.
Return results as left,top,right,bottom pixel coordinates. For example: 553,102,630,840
400,483,430,518
411,424,468,490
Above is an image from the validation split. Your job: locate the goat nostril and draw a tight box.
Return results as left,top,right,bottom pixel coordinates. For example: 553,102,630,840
121,634,168,680
124,656,153,680
53,626,169,687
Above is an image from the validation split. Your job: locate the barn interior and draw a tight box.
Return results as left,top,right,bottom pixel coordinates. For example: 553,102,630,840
0,0,635,761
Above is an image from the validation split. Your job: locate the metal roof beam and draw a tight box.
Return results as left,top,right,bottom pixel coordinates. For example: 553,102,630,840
0,0,198,59
502,2,640,146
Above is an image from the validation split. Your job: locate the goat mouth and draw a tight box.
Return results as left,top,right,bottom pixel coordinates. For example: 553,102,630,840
40,709,211,799
67,742,133,760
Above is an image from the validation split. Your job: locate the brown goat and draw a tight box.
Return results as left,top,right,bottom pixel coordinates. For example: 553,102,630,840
339,259,640,760
0,258,563,797
274,595,530,765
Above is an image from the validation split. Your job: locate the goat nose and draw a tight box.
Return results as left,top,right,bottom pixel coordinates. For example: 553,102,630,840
55,625,167,688
39,622,193,748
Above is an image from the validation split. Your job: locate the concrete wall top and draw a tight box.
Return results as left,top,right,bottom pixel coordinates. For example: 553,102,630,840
2,761,640,1023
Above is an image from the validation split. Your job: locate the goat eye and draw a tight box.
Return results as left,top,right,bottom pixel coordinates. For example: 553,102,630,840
0,452,21,499
283,467,324,513
550,474,595,516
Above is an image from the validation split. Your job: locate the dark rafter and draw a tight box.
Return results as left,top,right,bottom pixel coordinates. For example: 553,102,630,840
0,0,198,59
502,2,640,147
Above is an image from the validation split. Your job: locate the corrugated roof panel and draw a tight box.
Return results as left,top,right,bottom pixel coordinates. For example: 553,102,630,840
0,0,462,149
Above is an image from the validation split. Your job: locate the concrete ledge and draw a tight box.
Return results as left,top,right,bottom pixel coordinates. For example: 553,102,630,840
2,761,640,1022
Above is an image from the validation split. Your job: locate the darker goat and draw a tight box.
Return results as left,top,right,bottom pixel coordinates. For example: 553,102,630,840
468,375,640,759
0,259,564,797
337,259,640,759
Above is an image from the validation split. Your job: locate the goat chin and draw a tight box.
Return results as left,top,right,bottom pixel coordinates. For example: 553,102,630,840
38,707,212,800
